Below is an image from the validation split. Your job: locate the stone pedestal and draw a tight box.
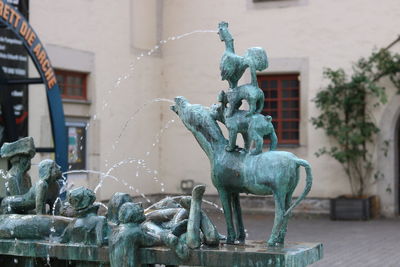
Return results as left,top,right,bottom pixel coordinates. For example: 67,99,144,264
0,239,322,267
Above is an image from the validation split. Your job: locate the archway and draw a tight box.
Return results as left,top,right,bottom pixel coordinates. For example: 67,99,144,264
397,117,400,214
0,1,67,171
377,94,400,217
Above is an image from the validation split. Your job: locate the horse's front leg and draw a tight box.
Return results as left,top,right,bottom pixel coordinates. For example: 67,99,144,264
232,193,245,244
219,190,235,244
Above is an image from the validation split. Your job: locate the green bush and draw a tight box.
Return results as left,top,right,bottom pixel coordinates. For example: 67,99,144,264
312,38,400,197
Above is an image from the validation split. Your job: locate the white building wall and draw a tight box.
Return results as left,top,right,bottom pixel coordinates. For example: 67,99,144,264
28,0,164,200
19,0,400,212
159,0,400,198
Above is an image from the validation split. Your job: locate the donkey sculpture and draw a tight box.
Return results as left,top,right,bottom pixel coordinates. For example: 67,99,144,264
171,96,312,246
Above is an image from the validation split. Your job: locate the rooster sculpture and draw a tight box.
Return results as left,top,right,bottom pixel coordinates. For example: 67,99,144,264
218,21,268,88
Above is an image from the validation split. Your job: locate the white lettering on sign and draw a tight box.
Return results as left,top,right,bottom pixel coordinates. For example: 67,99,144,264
0,36,22,45
6,0,19,5
2,65,26,76
11,90,23,97
0,52,27,61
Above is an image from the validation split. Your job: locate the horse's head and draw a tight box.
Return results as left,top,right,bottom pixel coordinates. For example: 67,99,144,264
170,96,227,155
170,96,208,128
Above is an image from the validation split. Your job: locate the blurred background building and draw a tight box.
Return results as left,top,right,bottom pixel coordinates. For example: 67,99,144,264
0,0,399,216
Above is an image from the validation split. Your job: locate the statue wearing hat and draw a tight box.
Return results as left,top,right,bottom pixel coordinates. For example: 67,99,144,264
0,137,35,196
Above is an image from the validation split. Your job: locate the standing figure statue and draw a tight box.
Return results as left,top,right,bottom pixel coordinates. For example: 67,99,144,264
0,137,35,196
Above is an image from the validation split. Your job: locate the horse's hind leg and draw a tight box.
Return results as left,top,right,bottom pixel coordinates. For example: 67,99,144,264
276,192,293,244
267,193,285,247
232,193,245,243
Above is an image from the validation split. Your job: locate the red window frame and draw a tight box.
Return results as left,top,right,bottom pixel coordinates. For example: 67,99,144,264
55,69,88,100
257,73,300,145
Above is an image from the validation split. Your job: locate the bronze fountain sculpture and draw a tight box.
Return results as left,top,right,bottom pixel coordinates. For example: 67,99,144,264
0,22,322,267
171,21,312,247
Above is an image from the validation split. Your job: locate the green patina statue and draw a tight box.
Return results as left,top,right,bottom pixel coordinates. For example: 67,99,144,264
142,185,219,248
109,184,220,267
0,136,35,196
1,159,62,215
218,21,268,89
225,84,265,117
107,192,134,224
61,186,109,246
171,96,312,246
0,21,322,266
210,90,277,154
170,22,313,247
109,202,159,267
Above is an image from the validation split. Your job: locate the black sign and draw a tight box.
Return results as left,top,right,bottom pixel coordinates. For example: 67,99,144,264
0,0,28,144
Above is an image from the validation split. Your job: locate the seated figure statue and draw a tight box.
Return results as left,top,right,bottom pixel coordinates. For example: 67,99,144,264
1,159,62,215
60,186,109,246
0,136,35,196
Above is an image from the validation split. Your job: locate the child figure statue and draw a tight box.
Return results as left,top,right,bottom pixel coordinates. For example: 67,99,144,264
60,187,109,246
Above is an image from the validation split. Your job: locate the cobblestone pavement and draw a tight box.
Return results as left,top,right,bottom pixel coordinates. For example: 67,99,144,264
209,213,400,267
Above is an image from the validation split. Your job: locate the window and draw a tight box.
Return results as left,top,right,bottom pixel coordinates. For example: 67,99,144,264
66,122,87,170
257,74,300,145
55,70,87,100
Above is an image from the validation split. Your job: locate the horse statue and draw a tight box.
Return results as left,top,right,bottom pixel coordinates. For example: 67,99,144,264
170,96,312,246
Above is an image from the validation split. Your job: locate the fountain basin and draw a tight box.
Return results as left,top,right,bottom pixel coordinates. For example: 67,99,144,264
0,215,72,240
0,239,322,267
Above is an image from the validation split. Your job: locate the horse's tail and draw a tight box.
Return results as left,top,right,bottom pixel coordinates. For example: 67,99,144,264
284,159,313,217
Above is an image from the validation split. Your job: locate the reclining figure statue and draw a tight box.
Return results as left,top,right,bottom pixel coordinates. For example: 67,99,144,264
109,184,220,267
